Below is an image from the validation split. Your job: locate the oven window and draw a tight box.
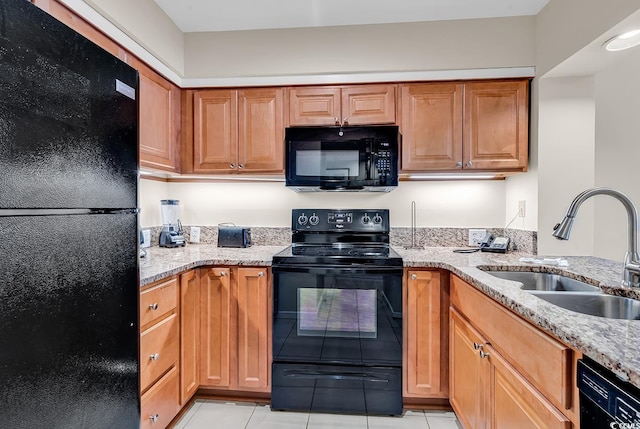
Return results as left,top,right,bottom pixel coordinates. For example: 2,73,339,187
295,150,359,177
298,288,376,338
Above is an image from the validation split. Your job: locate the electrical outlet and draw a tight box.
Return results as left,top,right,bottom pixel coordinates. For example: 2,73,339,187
518,200,526,218
468,229,487,246
141,229,151,248
190,226,201,243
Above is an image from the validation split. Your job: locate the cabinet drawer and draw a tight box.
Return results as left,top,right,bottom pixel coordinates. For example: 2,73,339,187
141,366,180,429
141,313,179,391
451,276,572,410
141,277,178,328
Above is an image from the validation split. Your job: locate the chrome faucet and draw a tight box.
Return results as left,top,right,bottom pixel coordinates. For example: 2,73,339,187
553,187,640,287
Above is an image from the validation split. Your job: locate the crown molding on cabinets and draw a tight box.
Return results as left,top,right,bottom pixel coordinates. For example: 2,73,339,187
180,67,536,88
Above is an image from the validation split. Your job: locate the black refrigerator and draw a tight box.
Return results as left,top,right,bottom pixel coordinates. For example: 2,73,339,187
0,1,140,428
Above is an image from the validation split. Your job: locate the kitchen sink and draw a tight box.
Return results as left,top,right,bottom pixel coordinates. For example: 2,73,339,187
483,270,601,292
531,292,640,320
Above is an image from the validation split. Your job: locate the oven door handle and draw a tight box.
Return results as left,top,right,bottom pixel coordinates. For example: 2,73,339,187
283,369,390,383
272,265,403,275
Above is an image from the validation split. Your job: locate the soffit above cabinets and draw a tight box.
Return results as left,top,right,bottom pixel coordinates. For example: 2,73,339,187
153,0,550,33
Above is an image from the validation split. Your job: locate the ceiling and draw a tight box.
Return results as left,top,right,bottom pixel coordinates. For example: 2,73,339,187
153,0,551,33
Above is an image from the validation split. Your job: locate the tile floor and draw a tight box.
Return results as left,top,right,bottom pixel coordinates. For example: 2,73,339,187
173,400,462,429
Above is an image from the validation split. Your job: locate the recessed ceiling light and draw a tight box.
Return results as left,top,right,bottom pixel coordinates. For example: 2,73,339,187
604,29,640,51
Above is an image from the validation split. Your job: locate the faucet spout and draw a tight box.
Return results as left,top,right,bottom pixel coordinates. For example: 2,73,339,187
554,187,640,287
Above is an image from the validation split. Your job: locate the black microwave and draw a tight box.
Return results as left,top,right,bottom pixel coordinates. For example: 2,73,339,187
285,125,399,192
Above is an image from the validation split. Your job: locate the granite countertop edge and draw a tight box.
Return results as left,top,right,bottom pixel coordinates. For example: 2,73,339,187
140,244,640,388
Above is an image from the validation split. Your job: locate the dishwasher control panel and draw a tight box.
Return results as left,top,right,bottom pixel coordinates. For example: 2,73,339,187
578,359,640,424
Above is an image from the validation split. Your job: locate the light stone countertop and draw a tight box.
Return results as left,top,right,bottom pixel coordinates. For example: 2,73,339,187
139,244,640,388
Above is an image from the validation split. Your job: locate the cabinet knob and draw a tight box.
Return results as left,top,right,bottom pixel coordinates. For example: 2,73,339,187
258,271,264,277
230,163,236,169
456,161,463,167
411,274,417,280
148,303,158,310
473,342,483,350
465,161,473,167
149,414,159,423
238,164,244,169
342,117,349,125
150,353,160,361
479,350,490,359
334,117,340,125
220,271,227,276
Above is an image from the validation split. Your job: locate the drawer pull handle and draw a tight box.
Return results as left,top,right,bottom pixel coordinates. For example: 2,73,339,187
150,353,160,361
149,414,159,422
479,350,490,359
473,342,483,350
220,271,227,277
148,303,158,310
258,271,264,277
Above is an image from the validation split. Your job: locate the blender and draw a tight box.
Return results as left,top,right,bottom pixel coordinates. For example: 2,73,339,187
159,199,185,248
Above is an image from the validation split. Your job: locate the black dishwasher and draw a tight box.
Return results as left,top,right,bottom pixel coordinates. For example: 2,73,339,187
578,357,640,427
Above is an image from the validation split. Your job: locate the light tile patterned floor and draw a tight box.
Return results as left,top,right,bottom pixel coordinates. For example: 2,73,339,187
173,400,462,429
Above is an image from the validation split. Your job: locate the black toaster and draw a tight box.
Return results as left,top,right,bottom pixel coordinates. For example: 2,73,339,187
217,226,252,248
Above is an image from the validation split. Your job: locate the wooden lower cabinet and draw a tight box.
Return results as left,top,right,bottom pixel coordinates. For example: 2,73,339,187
180,270,200,405
404,269,449,399
450,275,576,429
200,266,271,392
140,276,181,429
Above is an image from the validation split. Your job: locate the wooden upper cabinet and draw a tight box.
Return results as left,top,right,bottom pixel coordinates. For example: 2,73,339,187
193,88,284,174
238,88,284,173
139,69,181,173
193,89,237,173
463,80,529,171
400,83,463,171
288,84,396,126
400,79,529,173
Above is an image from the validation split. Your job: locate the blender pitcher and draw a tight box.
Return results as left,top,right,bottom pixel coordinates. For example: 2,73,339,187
159,199,185,247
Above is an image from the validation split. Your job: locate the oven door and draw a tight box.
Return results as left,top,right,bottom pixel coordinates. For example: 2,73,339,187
272,265,402,367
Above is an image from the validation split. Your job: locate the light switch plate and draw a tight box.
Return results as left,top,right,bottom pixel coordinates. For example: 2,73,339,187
141,229,151,248
190,226,201,243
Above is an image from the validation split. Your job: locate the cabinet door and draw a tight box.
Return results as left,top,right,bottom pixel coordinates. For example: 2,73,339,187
341,84,396,125
139,69,181,172
200,267,234,388
238,88,284,173
235,268,271,392
287,86,341,126
450,308,489,429
404,270,447,397
490,344,571,429
400,83,463,171
193,90,238,173
180,270,200,405
463,80,528,170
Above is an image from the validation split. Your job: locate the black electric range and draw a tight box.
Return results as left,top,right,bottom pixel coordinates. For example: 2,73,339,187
271,209,404,416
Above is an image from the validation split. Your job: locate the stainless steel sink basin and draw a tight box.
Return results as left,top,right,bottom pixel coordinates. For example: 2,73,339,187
531,292,640,320
483,270,600,293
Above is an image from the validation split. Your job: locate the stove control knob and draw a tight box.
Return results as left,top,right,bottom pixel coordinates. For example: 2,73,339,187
298,214,308,225
361,214,371,224
309,214,320,225
373,214,383,224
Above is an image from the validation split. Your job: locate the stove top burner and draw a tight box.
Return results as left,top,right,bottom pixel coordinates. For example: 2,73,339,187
273,208,403,267
291,243,391,258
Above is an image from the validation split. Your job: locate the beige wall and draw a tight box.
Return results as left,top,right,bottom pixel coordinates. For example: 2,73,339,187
184,17,535,79
82,0,184,76
593,53,640,262
140,179,507,230
536,76,596,256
